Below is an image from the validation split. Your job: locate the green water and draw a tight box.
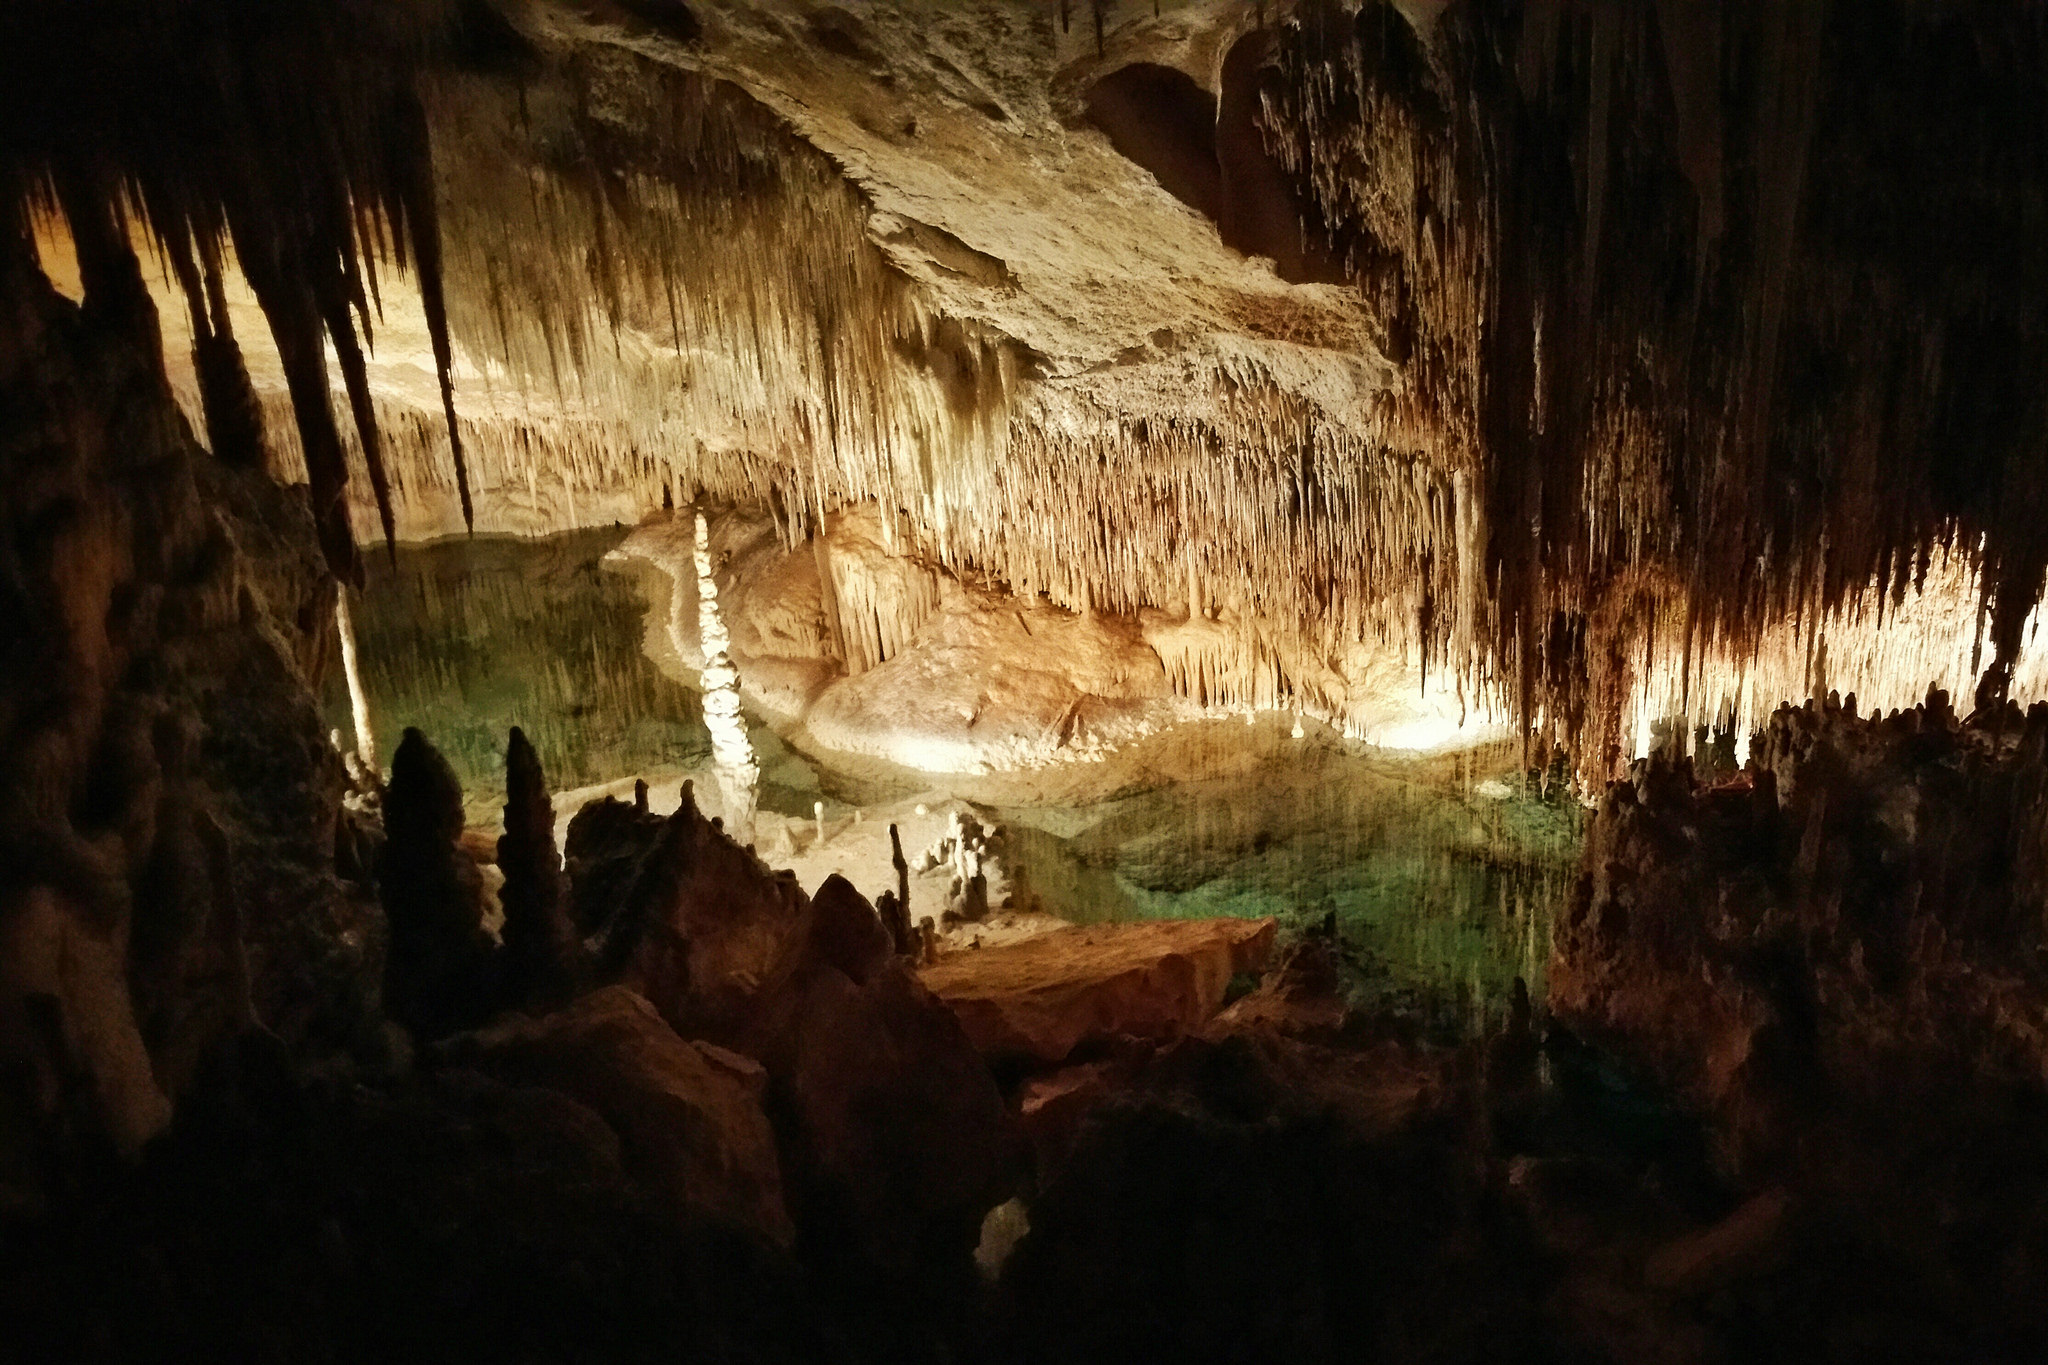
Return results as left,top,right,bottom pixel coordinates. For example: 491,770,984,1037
323,528,713,825
996,750,1581,1034
329,529,1584,1033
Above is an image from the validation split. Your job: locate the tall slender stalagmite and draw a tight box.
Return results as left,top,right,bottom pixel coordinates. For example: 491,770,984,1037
697,511,760,842
335,587,377,773
497,727,582,1009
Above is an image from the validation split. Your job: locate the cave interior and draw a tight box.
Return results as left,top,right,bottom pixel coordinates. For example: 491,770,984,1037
5,1,2048,1361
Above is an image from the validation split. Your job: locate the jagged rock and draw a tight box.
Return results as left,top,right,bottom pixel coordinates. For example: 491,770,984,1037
495,727,582,1009
378,728,497,1042
1,245,375,1201
439,985,792,1248
919,917,1277,1064
1552,694,2048,1176
562,789,667,938
610,783,812,1044
598,792,1014,1293
759,956,1015,1283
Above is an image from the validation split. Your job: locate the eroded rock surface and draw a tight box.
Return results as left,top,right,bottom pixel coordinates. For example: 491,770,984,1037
1549,690,2048,1351
611,782,814,1044
440,985,792,1248
920,915,1276,1063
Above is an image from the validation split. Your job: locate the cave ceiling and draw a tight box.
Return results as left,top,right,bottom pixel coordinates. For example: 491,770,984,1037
8,0,2048,768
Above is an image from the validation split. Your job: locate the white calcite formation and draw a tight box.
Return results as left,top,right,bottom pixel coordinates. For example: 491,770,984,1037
696,511,760,841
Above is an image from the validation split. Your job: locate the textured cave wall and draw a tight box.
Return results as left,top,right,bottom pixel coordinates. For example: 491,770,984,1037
16,0,2048,767
1552,692,2048,1173
1546,695,2048,1346
0,222,377,1206
1262,0,2048,763
228,0,2048,766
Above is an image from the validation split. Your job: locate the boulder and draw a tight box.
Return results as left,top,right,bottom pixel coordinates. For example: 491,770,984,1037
1206,935,1351,1043
439,985,792,1248
920,917,1277,1064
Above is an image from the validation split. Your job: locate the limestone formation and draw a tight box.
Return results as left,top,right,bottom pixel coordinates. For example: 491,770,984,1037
807,875,895,987
379,728,498,1042
562,790,668,938
608,782,814,1045
1553,690,2048,1178
440,985,793,1248
495,727,583,1010
919,917,1277,1064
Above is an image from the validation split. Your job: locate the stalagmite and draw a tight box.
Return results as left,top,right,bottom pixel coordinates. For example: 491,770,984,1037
379,728,497,1042
696,510,759,842
497,727,582,1009
335,586,377,773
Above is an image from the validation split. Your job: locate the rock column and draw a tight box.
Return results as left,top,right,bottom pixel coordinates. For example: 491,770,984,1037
696,511,759,844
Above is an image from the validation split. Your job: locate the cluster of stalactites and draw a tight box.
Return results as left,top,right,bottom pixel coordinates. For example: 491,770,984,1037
338,39,1497,729
423,51,1024,552
0,0,482,586
1259,0,2048,774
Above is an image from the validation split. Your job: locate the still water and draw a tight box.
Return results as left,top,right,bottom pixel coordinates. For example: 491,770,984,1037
328,528,1583,1035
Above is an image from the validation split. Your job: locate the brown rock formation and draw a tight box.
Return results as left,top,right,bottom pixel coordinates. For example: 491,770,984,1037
440,985,792,1248
1553,690,2048,1173
379,728,497,1042
495,726,582,1009
1206,934,1352,1044
920,917,1277,1065
609,782,813,1045
762,955,1016,1284
562,789,667,938
807,873,894,986
1,227,374,1201
599,790,1013,1298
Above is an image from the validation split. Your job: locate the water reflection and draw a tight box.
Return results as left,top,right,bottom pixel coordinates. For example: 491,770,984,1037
999,751,1580,1035
332,531,1584,1034
323,528,712,824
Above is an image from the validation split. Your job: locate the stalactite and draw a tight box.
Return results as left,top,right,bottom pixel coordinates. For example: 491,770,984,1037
1260,0,2048,772
0,0,481,580
19,0,2043,773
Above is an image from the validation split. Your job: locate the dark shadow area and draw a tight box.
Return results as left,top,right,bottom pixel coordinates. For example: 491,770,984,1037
1085,45,1346,285
1084,63,1224,224
1216,32,1347,283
